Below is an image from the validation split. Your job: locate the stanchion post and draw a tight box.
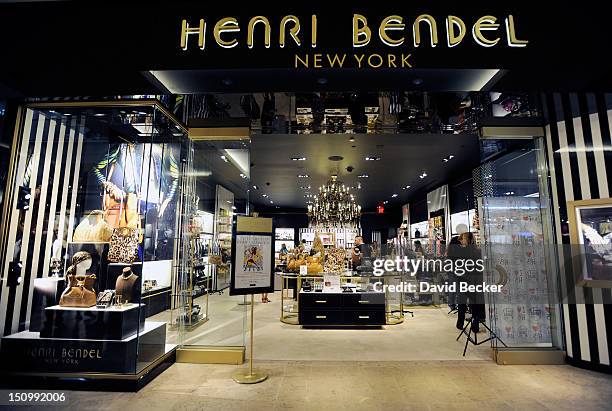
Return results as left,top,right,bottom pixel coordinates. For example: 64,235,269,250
232,293,268,384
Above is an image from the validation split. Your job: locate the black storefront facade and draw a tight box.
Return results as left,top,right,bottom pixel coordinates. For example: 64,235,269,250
0,1,611,389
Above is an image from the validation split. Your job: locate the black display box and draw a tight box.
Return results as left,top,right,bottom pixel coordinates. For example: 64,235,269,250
40,303,145,340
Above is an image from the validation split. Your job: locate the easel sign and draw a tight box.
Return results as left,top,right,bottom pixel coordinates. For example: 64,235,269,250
230,215,275,296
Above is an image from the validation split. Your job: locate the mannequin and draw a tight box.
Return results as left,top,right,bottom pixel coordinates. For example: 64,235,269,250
115,267,138,303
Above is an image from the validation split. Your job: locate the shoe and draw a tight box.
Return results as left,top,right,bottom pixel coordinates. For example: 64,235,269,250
456,320,464,330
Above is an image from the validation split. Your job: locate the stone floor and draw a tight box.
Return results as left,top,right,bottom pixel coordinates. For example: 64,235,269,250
151,291,492,361
42,360,612,411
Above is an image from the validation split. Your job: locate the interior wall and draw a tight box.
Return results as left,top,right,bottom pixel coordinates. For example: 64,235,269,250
543,92,612,373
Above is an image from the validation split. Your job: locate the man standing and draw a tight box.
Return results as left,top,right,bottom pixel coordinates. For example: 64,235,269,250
352,235,371,269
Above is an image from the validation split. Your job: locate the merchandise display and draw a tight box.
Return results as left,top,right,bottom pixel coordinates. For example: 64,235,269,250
72,210,113,243
115,267,139,303
0,103,180,378
324,247,347,274
108,227,140,263
59,252,97,308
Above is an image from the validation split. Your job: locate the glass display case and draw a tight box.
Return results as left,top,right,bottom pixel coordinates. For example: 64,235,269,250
0,101,186,382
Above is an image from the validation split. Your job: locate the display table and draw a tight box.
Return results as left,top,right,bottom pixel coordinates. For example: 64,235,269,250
299,289,386,326
41,303,145,340
280,273,405,325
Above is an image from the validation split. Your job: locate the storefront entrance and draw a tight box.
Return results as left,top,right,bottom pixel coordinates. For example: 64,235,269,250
0,92,566,388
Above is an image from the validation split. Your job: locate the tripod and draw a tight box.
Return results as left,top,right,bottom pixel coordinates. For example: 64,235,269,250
456,316,507,356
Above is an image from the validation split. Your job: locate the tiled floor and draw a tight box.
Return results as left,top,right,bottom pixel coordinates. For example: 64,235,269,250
50,360,612,411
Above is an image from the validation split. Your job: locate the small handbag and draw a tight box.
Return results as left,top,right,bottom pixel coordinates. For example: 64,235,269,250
59,274,97,308
108,227,140,263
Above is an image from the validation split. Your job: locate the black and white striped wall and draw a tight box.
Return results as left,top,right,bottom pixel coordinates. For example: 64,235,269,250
0,110,85,336
543,92,612,373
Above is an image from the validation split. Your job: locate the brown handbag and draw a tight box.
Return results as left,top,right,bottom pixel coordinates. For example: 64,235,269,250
59,274,97,308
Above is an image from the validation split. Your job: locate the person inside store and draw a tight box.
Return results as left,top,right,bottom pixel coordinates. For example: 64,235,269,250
455,232,485,333
280,243,289,255
447,224,468,311
413,240,424,256
352,235,372,270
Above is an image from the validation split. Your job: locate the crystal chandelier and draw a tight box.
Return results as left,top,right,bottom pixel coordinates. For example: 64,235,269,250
308,175,361,228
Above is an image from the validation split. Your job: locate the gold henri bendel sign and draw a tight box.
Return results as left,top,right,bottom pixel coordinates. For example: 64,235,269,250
179,13,528,68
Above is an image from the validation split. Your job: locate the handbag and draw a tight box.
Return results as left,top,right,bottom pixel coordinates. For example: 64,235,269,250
73,210,113,242
59,274,97,308
108,227,140,263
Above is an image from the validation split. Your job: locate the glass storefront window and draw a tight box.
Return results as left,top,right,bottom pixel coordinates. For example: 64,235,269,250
477,138,563,351
0,101,187,376
171,137,250,349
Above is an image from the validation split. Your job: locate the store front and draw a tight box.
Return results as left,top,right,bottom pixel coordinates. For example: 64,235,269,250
0,1,611,390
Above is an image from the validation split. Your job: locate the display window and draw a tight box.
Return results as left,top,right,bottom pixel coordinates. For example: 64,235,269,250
0,101,186,376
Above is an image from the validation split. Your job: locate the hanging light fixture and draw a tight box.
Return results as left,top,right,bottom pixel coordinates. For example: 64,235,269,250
307,175,361,228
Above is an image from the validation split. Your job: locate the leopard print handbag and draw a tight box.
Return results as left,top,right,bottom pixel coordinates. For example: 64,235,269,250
108,227,139,263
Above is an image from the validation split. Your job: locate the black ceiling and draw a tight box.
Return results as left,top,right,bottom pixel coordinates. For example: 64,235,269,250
250,133,480,210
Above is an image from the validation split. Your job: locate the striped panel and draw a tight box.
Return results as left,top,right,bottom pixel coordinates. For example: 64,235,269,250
0,110,84,335
544,92,612,371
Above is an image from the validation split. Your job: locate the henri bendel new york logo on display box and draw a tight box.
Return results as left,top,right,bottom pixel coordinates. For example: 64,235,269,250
179,13,528,68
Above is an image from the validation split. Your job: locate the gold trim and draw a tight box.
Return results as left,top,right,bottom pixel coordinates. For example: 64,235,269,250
176,346,245,364
480,126,544,139
24,99,187,133
189,126,250,140
236,216,273,233
567,198,612,244
0,106,23,278
493,348,565,365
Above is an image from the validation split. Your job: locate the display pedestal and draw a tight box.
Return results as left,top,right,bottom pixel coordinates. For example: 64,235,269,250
0,321,167,374
41,303,145,340
30,277,65,332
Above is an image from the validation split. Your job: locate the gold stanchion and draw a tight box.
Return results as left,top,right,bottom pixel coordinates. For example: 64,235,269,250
232,293,268,384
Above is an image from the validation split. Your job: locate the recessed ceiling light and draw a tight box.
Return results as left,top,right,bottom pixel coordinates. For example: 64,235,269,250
291,156,307,161
239,173,247,179
270,200,274,204
392,194,398,198
297,174,310,178
220,155,228,162
358,174,369,178
262,194,268,198
383,200,389,204
349,137,355,142
365,156,381,161
403,185,411,190
419,172,428,179
253,185,259,189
